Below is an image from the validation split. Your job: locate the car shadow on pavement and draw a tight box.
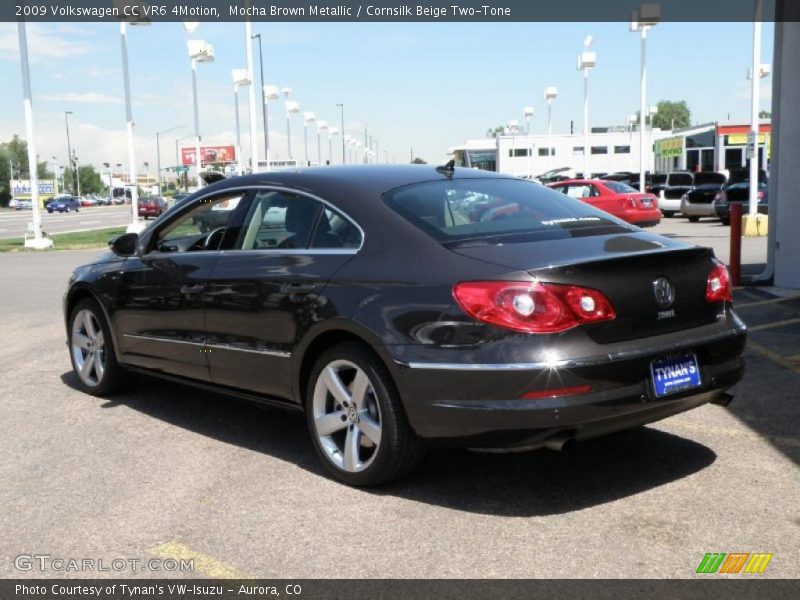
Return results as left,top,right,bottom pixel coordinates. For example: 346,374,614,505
61,371,717,517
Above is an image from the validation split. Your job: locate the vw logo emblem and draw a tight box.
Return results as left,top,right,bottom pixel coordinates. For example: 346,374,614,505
653,277,675,308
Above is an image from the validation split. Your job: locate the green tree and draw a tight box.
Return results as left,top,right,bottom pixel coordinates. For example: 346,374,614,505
0,135,54,205
759,110,771,119
63,165,105,195
485,125,505,138
635,101,691,130
411,157,427,164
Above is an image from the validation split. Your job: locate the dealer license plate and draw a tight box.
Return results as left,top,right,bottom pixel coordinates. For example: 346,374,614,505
650,353,702,397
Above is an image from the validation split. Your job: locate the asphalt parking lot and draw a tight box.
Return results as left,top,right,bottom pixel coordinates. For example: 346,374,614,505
0,220,797,579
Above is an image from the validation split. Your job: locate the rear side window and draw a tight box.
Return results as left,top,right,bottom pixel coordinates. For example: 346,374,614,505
383,178,629,245
604,181,636,193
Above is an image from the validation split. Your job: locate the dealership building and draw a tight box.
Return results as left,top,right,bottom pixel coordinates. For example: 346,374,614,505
449,119,771,178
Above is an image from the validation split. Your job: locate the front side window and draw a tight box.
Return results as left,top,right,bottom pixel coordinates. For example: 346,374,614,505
153,193,243,253
384,178,628,246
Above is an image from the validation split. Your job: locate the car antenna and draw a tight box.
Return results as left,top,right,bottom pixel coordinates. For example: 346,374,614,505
436,159,456,177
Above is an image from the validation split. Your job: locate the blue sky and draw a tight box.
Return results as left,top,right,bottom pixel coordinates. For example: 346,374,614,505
0,20,774,172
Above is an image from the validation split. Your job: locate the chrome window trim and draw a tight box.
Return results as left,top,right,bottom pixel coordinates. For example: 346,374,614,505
145,184,365,256
123,334,291,358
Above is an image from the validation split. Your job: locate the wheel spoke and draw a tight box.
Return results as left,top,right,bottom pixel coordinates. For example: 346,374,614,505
93,330,104,348
321,366,351,406
315,411,347,437
358,414,382,446
93,352,105,381
343,426,361,471
73,332,92,350
80,352,94,381
82,311,96,338
350,369,370,409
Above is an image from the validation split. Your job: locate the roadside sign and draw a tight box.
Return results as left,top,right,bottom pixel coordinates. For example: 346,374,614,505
176,166,189,174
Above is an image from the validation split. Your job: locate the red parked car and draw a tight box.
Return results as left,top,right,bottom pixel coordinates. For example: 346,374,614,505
548,179,661,227
137,197,167,219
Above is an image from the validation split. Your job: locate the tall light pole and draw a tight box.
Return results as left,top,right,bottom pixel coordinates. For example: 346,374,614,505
156,126,186,196
317,121,328,165
176,133,192,191
16,21,50,248
577,35,597,178
251,33,269,165
186,31,215,188
748,0,768,217
64,111,75,195
232,69,251,175
244,22,259,172
544,87,558,171
524,106,534,178
336,103,345,164
328,127,339,165
303,112,316,166
285,98,300,161
120,20,149,234
263,84,280,164
631,4,659,192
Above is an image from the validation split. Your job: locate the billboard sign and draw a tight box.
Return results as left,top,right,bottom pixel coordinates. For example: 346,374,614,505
181,145,236,166
11,179,56,198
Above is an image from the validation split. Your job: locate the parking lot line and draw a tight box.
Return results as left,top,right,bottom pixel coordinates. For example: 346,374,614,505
748,317,800,332
736,295,800,309
747,340,800,376
149,541,251,579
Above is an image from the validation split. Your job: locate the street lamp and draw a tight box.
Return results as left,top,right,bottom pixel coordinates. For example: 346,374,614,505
244,22,258,173
336,103,345,164
16,22,50,248
263,84,280,165
232,68,251,175
328,127,339,165
544,87,558,171
64,111,75,195
303,111,316,166
631,3,660,192
120,19,150,233
316,120,328,165
577,35,597,178
251,33,269,165
186,34,215,187
156,125,186,196
523,106,534,179
285,98,300,162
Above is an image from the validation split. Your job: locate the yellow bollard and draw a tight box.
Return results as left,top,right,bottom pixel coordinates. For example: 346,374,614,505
742,213,768,237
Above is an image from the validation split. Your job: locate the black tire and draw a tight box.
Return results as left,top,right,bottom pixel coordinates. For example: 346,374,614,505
662,211,675,218
68,298,127,396
305,342,425,486
688,216,700,223
720,217,730,226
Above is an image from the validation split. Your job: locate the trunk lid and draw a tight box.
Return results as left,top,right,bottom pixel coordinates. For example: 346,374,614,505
450,232,720,343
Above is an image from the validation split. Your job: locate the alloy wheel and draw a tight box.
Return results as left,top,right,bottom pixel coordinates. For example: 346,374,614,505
71,309,106,387
312,360,383,473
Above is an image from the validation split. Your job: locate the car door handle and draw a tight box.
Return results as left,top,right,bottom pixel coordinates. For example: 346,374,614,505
180,284,206,294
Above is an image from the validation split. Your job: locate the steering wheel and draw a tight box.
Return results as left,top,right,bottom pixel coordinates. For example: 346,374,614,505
203,227,227,250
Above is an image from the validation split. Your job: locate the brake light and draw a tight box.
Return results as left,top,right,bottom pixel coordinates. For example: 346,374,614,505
453,281,616,334
758,190,765,201
706,263,732,303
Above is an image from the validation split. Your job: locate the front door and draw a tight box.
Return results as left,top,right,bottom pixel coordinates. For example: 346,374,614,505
205,188,363,400
114,191,249,381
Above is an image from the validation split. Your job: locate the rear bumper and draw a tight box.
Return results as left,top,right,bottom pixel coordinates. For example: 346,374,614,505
681,199,716,217
715,202,768,218
391,319,746,445
621,207,661,226
659,197,682,212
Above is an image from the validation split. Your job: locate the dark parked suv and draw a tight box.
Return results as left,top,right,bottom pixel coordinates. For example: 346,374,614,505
714,169,768,225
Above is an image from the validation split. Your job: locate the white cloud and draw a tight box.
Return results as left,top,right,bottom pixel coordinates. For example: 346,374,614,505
40,92,122,105
0,24,93,64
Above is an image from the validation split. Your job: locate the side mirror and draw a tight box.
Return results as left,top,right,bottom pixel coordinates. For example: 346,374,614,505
109,232,139,257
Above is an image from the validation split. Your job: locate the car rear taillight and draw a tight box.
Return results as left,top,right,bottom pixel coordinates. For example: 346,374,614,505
453,281,616,334
706,263,733,303
758,190,765,201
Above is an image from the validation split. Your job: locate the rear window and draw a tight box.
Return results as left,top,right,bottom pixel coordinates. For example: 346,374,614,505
651,174,668,185
668,173,694,186
603,181,637,194
693,172,727,186
383,178,630,245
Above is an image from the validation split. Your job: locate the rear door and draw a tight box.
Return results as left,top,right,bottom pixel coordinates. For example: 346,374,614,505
205,188,363,400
